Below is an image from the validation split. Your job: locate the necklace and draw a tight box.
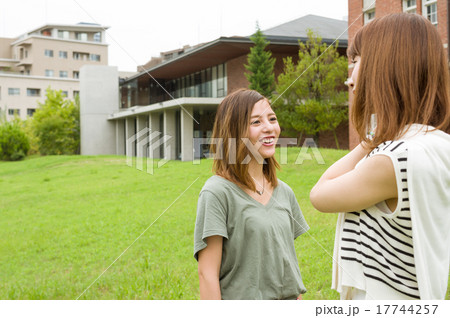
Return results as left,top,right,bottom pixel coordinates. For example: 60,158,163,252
255,177,264,196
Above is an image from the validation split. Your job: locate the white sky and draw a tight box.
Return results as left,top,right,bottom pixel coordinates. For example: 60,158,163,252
1,0,348,72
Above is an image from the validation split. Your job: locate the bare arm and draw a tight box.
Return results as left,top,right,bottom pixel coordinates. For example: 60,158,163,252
198,235,223,300
310,144,398,213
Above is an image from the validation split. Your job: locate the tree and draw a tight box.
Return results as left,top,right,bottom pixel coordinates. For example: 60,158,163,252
32,88,80,155
273,30,348,148
245,23,276,98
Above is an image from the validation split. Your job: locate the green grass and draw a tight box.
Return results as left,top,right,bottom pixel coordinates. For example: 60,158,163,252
0,149,448,299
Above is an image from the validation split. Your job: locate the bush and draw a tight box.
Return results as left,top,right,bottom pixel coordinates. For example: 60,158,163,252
23,118,39,155
0,121,30,161
34,115,78,155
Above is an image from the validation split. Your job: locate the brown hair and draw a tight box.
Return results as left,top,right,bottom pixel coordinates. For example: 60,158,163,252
211,88,279,191
348,13,450,148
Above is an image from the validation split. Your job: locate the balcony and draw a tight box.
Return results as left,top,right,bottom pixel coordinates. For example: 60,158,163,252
16,59,33,67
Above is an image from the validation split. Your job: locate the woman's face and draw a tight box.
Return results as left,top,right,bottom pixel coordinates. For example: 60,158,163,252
247,99,281,159
348,55,361,94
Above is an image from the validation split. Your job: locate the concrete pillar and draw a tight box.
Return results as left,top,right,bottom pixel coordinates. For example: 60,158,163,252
181,106,194,161
125,117,136,158
163,109,176,160
149,113,161,159
80,65,119,155
136,115,148,158
116,120,125,155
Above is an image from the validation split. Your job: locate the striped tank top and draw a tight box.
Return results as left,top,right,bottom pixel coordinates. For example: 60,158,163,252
339,140,420,299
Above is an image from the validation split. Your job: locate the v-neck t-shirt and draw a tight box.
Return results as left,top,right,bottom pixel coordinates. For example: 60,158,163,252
194,175,309,300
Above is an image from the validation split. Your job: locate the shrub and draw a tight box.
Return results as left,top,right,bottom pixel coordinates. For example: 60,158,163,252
0,120,30,161
23,118,39,155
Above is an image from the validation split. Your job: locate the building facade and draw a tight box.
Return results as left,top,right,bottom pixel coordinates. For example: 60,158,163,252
347,0,449,148
81,15,350,160
0,23,108,120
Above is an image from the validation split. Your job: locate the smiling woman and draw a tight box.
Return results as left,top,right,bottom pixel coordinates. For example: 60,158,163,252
193,88,309,300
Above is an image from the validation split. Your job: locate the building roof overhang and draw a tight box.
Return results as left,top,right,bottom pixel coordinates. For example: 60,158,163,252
123,35,348,83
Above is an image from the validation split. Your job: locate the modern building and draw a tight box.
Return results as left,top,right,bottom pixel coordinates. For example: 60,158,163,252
81,15,350,161
0,22,109,120
347,0,449,148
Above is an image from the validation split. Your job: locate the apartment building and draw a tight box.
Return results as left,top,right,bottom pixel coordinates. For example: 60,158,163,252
0,22,108,120
347,0,449,148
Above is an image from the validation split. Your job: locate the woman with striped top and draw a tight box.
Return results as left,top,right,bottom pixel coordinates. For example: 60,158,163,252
310,13,450,300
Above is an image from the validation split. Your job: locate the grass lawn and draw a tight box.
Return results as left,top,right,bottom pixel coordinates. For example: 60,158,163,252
0,148,448,300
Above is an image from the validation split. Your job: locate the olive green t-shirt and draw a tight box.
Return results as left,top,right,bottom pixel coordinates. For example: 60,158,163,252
194,175,309,300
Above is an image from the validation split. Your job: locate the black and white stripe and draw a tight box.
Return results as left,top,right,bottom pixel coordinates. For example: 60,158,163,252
341,141,419,299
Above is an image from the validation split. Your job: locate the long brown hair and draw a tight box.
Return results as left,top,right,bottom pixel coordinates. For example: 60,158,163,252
348,13,450,148
211,88,280,191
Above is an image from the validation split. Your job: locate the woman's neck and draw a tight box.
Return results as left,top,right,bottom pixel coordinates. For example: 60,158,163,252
247,160,264,181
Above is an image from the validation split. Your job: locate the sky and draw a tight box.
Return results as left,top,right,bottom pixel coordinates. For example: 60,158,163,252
1,0,348,72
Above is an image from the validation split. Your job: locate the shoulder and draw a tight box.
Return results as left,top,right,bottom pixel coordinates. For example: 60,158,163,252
275,179,297,199
200,175,238,200
407,129,450,153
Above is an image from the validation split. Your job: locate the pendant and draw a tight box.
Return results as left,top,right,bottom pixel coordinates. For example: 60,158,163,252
256,190,263,195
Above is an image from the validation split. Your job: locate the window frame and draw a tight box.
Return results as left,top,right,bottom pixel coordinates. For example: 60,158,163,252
403,0,417,13
8,108,20,116
27,108,36,117
76,32,88,41
8,88,20,96
44,49,54,57
27,88,41,97
89,54,101,62
58,30,70,39
45,69,54,77
59,51,68,59
93,32,101,42
422,0,438,25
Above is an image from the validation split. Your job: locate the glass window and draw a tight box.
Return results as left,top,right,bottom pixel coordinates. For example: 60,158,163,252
185,75,191,97
44,49,54,57
427,3,437,24
206,67,212,97
73,91,80,98
364,9,375,24
89,54,101,62
59,51,68,59
45,69,54,77
217,64,225,97
94,32,101,42
62,91,68,97
58,30,69,39
76,32,88,41
73,52,80,60
27,108,36,117
194,72,202,97
59,71,68,78
27,88,41,97
403,0,416,13
73,71,80,79
8,88,20,96
423,0,438,25
8,109,20,115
